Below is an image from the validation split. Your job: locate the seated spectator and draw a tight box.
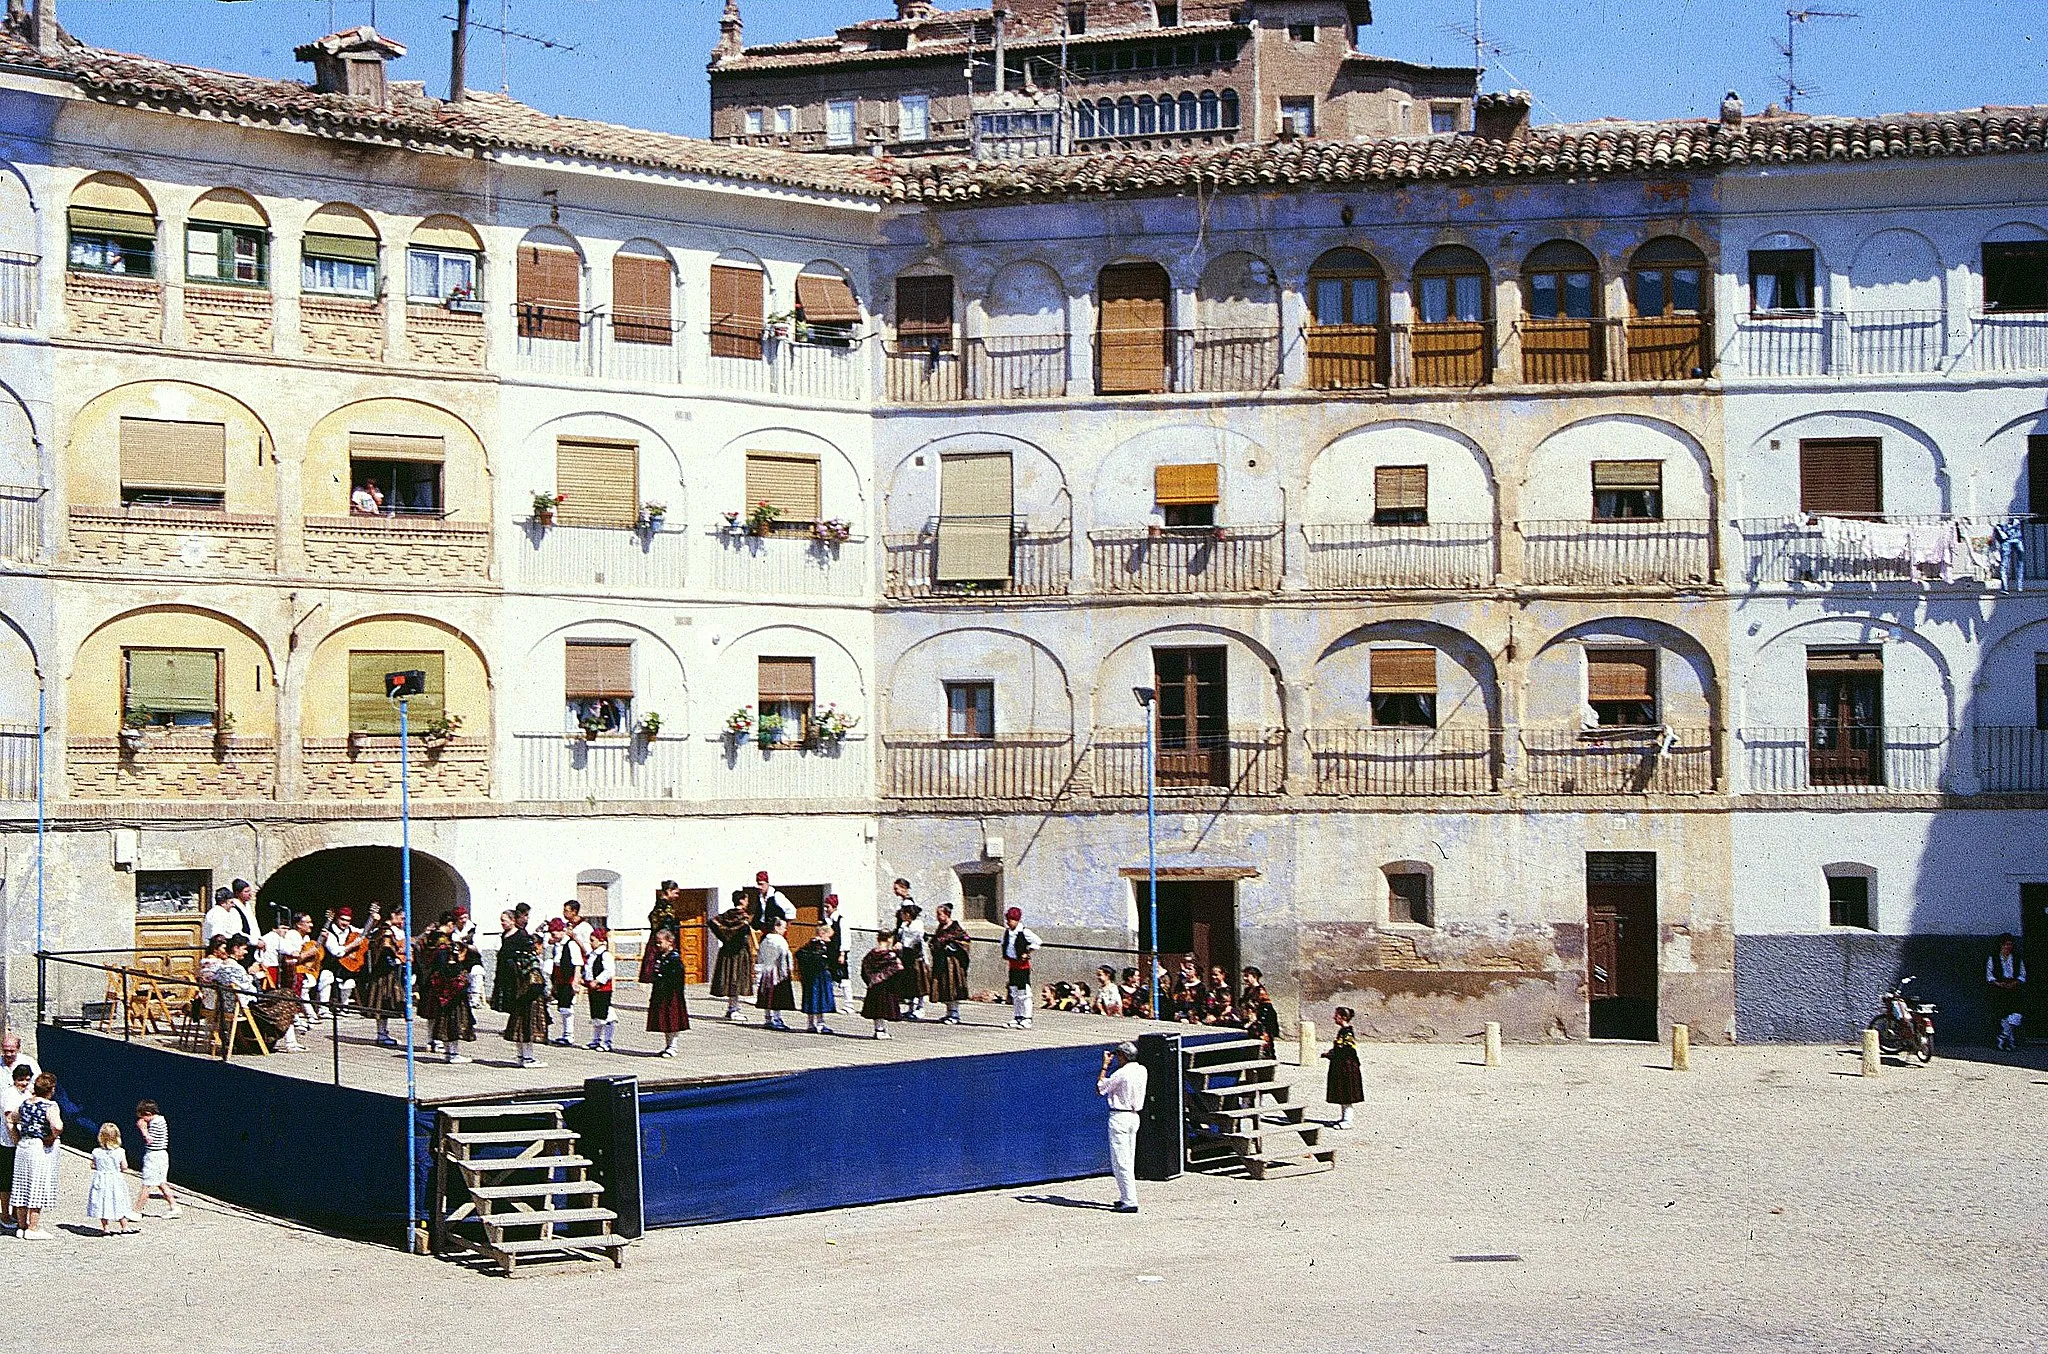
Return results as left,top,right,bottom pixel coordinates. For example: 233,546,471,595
1201,965,1238,1025
349,478,384,516
1094,965,1124,1017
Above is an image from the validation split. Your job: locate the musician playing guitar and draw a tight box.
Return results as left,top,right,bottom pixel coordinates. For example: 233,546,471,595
316,906,368,1018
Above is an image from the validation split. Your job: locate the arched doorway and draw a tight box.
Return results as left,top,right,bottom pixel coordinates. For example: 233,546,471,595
256,846,469,933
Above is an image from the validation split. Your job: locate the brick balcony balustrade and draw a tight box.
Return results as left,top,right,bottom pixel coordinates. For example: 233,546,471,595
64,272,162,343
1089,728,1287,797
405,303,487,368
302,515,490,581
1739,725,1950,793
300,296,385,363
883,522,1072,600
512,521,687,592
1301,521,1494,590
302,736,491,801
1520,727,1717,794
881,735,1078,805
1088,524,1283,596
705,528,866,598
183,284,273,354
67,505,276,573
67,733,277,801
1306,727,1502,795
1517,518,1714,588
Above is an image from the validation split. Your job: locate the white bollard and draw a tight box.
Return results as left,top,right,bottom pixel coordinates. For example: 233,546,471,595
1483,1021,1501,1068
1861,1027,1881,1076
1671,1023,1691,1072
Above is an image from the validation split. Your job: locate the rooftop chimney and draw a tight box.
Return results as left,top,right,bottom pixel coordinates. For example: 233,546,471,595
31,0,58,53
1720,90,1744,131
294,26,408,107
896,0,936,18
1473,89,1532,142
715,0,744,62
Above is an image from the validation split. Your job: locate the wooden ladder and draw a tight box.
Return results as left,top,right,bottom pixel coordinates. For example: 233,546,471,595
1182,1037,1337,1181
432,1102,627,1276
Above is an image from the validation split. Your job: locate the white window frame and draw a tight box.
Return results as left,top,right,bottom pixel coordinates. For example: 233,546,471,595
406,246,479,302
744,107,765,135
1279,97,1315,137
827,100,857,148
899,94,930,143
775,105,796,134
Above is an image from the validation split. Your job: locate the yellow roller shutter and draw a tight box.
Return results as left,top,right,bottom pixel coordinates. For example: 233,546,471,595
1370,648,1437,695
124,648,220,719
555,438,640,527
119,418,226,493
349,432,445,463
1591,460,1663,491
757,657,816,703
348,650,444,734
1154,462,1220,507
936,452,1014,582
1374,465,1428,513
565,642,634,699
745,453,821,522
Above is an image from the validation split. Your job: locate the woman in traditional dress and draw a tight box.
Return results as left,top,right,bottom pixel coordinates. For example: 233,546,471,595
358,907,408,1048
894,904,930,1020
926,902,972,1024
754,915,796,1031
859,933,905,1040
646,927,691,1057
427,929,477,1064
497,909,552,1068
1322,1005,1364,1129
796,924,837,1034
1238,966,1279,1064
708,890,755,1022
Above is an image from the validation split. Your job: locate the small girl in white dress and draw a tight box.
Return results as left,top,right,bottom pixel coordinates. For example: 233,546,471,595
84,1122,137,1235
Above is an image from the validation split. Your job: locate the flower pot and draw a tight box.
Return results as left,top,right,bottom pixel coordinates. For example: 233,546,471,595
534,509,555,527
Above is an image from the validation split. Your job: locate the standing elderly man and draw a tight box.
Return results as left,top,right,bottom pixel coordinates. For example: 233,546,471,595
1097,1041,1149,1214
201,884,259,948
1988,933,2029,1051
0,1032,35,1084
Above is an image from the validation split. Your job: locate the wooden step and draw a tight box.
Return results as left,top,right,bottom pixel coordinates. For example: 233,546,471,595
1245,1148,1338,1181
1193,1103,1305,1124
447,1128,580,1147
1189,1080,1290,1104
481,1233,629,1257
456,1155,596,1177
1183,1040,1265,1065
479,1205,619,1230
441,1102,565,1120
1189,1125,1322,1151
1188,1058,1278,1080
468,1179,605,1202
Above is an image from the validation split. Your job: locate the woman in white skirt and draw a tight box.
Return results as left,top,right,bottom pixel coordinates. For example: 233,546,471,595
8,1072,62,1240
85,1121,138,1235
134,1100,179,1218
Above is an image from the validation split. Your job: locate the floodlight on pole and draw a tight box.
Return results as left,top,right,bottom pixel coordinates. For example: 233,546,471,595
1134,685,1159,1023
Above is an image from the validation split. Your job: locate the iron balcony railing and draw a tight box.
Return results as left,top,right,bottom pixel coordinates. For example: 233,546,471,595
1739,725,1951,793
1624,313,1710,381
1733,514,2043,588
1171,326,1283,393
1970,310,2048,371
1303,324,1387,390
0,251,37,329
1301,521,1494,590
0,723,37,800
881,735,1078,803
1734,309,1946,377
1410,318,1494,387
1090,728,1287,798
1521,727,1717,794
1305,727,1501,796
705,527,866,598
512,521,688,592
1975,726,2048,793
0,483,44,563
882,332,1071,402
707,332,868,402
1517,317,1603,384
1088,524,1283,595
1517,518,1713,588
882,519,1072,599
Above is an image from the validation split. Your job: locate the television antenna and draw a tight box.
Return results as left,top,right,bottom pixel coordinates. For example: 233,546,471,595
1778,8,1859,111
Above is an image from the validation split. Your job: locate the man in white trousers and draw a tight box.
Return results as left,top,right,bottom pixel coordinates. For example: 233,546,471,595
1097,1040,1148,1214
1001,907,1040,1029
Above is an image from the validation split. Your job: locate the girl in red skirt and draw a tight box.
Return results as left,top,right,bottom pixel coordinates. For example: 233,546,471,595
646,928,691,1057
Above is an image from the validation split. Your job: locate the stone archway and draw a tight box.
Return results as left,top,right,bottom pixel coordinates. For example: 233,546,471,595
256,845,469,933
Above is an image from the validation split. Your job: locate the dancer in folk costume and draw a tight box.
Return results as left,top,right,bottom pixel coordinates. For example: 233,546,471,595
496,906,552,1068
1238,967,1280,1063
893,900,930,1021
1000,908,1041,1029
427,927,478,1063
645,927,691,1057
859,932,906,1040
927,901,973,1024
754,914,796,1031
796,922,837,1034
708,890,756,1022
1322,1006,1364,1129
358,905,408,1048
583,928,617,1052
819,893,850,1007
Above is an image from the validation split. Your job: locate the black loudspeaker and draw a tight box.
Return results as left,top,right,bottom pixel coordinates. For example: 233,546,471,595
1134,1031,1183,1182
571,1074,644,1239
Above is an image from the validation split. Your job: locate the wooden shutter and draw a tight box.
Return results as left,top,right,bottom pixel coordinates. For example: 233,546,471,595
565,641,634,699
516,243,581,340
2028,435,2048,515
1154,462,1221,506
710,263,765,360
744,454,821,522
1806,648,1883,673
349,432,444,463
119,418,227,492
936,452,1014,582
1374,465,1428,512
347,651,444,734
1592,460,1662,491
69,206,156,238
125,649,219,718
757,657,816,703
795,273,859,325
897,274,954,341
1799,439,1882,517
1098,262,1170,394
1586,649,1656,703
555,438,639,527
1370,648,1437,695
612,252,673,345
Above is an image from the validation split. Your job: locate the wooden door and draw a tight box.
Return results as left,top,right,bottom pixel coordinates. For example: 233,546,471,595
674,887,714,985
1154,647,1228,788
134,870,209,981
1097,262,1170,394
1138,881,1238,979
1808,669,1881,786
1587,882,1657,1040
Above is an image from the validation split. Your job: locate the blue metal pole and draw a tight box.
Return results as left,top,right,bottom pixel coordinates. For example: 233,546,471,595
400,696,417,1253
34,681,45,994
1145,698,1159,1023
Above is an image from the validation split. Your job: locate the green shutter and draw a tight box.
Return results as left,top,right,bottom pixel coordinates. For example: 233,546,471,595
303,232,379,264
68,207,156,238
347,650,445,734
125,649,220,719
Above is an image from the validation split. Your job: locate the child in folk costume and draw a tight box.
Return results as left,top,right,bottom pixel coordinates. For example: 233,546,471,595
645,927,691,1057
795,924,837,1034
859,933,906,1040
427,928,478,1064
708,890,756,1022
583,928,617,1052
820,893,850,1007
496,907,552,1068
134,1100,179,1218
927,902,972,1024
754,914,796,1031
1238,967,1279,1064
1322,1006,1363,1129
358,908,408,1048
85,1121,137,1236
1000,907,1041,1029
547,918,587,1047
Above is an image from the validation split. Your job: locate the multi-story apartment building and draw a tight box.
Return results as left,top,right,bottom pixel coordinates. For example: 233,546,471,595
708,0,1476,159
1,5,2043,1045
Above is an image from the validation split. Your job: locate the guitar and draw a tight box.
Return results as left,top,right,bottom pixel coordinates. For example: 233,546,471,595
331,928,372,974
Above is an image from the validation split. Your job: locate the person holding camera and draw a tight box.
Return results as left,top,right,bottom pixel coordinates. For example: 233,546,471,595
1096,1041,1149,1214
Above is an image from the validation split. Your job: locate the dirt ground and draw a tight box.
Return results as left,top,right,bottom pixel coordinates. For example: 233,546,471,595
10,1040,2045,1353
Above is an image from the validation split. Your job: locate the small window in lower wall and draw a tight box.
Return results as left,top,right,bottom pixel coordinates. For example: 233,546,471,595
1387,871,1432,926
1827,875,1873,929
945,681,994,739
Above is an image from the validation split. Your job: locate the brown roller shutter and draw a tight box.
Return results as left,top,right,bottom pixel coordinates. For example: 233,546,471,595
1374,465,1428,512
936,452,1014,582
744,453,821,522
565,641,634,698
349,432,445,463
711,263,765,360
1098,262,1170,394
120,418,227,492
555,438,639,527
516,243,581,340
1154,462,1221,506
1799,439,1882,517
1806,648,1883,673
612,252,673,345
1370,647,1437,695
1586,649,1656,703
897,274,954,342
757,657,816,702
1592,460,1662,491
795,273,859,326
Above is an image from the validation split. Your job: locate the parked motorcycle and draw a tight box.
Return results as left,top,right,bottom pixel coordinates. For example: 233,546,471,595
1869,975,1937,1064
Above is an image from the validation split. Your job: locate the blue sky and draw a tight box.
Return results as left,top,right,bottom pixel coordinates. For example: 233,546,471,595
56,0,2048,134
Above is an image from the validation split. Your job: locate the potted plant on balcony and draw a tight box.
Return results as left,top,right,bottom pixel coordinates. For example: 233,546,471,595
745,500,782,537
636,501,668,534
532,491,567,527
577,709,610,742
444,282,485,316
811,517,853,547
808,703,859,750
635,711,663,743
419,712,463,755
756,712,786,750
120,710,151,754
722,706,754,749
720,510,745,537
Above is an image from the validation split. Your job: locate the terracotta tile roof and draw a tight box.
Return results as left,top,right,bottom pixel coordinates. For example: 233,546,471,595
887,106,2048,203
714,14,1241,72
0,28,894,198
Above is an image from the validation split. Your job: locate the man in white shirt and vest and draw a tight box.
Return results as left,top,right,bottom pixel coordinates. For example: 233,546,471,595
1987,933,2028,1050
1001,907,1041,1029
1097,1041,1148,1214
